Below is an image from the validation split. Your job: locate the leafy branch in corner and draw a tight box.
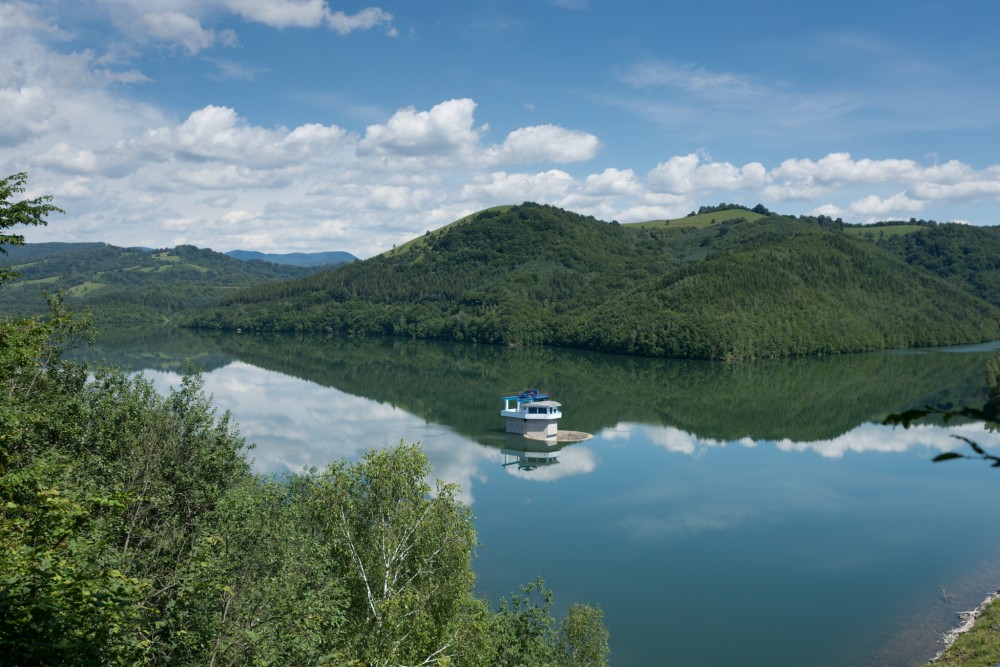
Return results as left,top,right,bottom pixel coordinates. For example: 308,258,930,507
883,390,1000,465
933,435,1000,466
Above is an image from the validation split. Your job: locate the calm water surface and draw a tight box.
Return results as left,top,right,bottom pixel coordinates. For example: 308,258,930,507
79,329,1000,667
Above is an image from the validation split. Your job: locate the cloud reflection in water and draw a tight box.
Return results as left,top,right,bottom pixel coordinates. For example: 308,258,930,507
145,361,998,510
145,362,494,504
605,421,999,459
501,446,598,482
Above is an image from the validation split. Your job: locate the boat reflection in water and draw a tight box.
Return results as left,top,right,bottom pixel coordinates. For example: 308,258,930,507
499,388,592,471
501,441,564,472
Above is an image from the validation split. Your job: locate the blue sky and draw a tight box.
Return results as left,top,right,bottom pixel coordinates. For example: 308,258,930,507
3,0,999,256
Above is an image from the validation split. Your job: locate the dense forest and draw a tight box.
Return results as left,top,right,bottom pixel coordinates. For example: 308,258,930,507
872,223,1000,309
189,203,1000,361
0,242,319,323
4,196,1000,361
0,175,611,664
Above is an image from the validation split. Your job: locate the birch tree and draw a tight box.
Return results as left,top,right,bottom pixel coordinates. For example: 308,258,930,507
313,443,485,666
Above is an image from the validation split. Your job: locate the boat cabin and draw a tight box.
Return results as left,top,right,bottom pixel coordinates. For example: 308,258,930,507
500,389,562,441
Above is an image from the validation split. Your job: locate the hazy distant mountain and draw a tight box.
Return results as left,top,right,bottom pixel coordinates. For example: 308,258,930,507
226,250,357,267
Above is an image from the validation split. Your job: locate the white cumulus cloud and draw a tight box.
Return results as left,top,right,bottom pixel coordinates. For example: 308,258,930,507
140,105,349,169
36,143,99,173
849,192,924,216
220,1,396,34
140,11,233,53
360,98,485,160
221,0,330,27
459,170,576,203
6,4,1000,257
99,0,395,52
911,176,1000,201
491,124,601,164
582,168,642,196
647,154,768,194
0,86,60,147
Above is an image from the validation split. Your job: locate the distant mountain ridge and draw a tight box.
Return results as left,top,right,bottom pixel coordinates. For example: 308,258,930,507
226,249,357,267
188,203,1000,361
0,242,315,323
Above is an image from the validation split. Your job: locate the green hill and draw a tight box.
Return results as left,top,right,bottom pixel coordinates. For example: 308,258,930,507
626,203,773,230
563,220,1000,359
0,242,314,323
627,210,766,230
842,224,927,240
190,204,681,340
188,203,1000,360
865,223,1000,309
383,205,514,257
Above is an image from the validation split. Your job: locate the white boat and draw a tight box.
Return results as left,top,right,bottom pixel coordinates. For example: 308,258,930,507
500,389,562,442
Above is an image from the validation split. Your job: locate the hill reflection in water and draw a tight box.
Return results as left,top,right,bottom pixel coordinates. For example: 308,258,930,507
82,327,1000,474
79,327,1000,667
190,329,994,442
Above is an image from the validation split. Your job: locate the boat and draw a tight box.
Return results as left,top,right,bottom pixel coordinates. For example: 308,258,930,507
500,389,562,441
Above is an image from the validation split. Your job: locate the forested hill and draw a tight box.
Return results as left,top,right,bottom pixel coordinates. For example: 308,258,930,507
0,242,314,323
869,223,1000,309
188,203,1000,360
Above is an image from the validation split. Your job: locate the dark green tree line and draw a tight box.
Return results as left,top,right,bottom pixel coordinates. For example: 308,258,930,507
190,205,1000,361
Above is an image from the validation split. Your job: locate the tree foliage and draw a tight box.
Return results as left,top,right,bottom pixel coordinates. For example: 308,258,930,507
0,176,609,665
311,444,483,666
1,349,607,664
873,223,1000,309
558,603,610,667
686,202,773,217
0,172,63,286
190,204,1000,361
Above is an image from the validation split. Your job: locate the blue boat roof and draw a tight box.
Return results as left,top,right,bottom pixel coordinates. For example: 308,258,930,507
502,388,551,403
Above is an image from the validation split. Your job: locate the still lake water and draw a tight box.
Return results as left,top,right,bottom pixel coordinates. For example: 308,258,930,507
79,328,1000,666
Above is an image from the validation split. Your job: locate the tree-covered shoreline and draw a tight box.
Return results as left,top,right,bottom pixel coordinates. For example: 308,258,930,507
5,197,999,362
188,203,1000,361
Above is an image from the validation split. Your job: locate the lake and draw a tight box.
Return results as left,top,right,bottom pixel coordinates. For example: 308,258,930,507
78,328,1000,666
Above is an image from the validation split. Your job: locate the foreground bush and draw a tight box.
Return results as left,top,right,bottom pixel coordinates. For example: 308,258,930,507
0,305,608,666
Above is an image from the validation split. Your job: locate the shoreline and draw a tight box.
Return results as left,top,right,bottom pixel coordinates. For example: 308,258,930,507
928,588,1000,663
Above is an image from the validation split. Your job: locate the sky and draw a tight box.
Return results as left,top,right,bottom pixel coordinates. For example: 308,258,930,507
3,0,1000,258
